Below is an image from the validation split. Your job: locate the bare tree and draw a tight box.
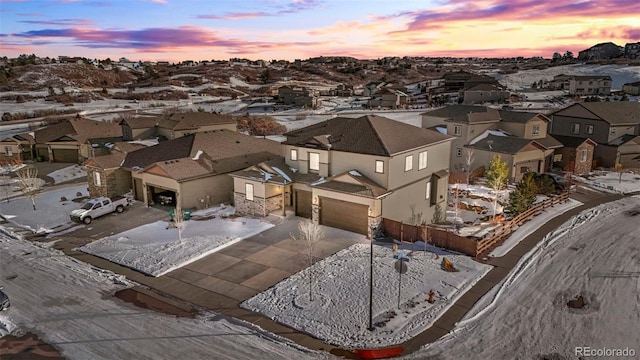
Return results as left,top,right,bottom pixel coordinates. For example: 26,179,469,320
486,155,509,222
291,220,324,301
15,166,42,211
450,182,461,228
464,148,475,185
173,207,186,242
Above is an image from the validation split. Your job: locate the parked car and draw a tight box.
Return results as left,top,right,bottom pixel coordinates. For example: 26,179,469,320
70,196,133,224
0,286,9,311
153,191,174,206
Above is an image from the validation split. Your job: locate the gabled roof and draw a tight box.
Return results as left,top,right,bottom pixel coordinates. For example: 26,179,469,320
422,105,501,124
535,135,564,149
312,170,390,198
166,112,236,131
33,120,76,143
607,134,640,147
467,134,545,154
122,130,283,181
119,116,159,129
0,133,35,144
552,102,640,125
283,115,452,156
552,135,598,148
85,152,126,170
112,141,147,153
463,83,505,92
498,110,549,123
69,118,122,143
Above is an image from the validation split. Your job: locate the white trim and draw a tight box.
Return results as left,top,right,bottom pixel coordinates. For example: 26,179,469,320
418,151,428,170
404,155,413,171
245,183,254,201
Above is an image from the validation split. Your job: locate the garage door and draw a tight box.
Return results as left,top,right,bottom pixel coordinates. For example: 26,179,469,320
52,148,78,163
295,190,312,218
319,197,368,235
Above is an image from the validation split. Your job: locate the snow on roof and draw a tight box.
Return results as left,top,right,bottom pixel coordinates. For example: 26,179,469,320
469,129,510,145
310,177,326,186
435,126,447,134
349,170,362,176
264,172,273,181
271,167,292,182
192,150,203,160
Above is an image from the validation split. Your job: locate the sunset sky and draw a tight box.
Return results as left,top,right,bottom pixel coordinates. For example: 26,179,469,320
1,0,638,62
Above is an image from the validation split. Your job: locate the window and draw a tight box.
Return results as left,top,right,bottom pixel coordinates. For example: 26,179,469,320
585,125,594,134
580,149,588,162
610,127,616,135
245,183,254,201
520,166,529,173
456,148,462,157
571,123,580,134
532,125,540,135
290,149,298,161
309,152,320,171
425,181,431,200
102,200,109,206
93,203,102,209
375,160,384,174
404,155,413,171
418,151,428,170
453,125,462,136
94,172,101,186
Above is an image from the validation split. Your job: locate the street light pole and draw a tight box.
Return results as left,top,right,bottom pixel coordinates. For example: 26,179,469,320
368,225,375,331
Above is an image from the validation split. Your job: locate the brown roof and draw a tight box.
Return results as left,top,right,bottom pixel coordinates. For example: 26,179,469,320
156,112,237,131
314,170,390,198
33,120,76,143
85,152,126,170
552,102,640,125
499,111,550,124
123,130,284,181
112,142,147,153
422,105,501,124
69,118,122,143
0,133,35,144
120,116,159,129
283,115,452,156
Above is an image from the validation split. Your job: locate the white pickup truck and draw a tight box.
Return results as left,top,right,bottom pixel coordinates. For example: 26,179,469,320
70,196,132,224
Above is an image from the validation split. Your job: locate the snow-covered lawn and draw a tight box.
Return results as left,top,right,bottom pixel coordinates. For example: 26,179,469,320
576,170,640,194
46,164,87,184
488,198,582,257
242,243,491,348
79,205,275,277
406,196,640,359
0,184,88,233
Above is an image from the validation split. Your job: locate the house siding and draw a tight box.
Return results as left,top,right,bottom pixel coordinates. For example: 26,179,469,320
179,175,233,210
551,115,610,143
387,141,451,190
329,151,390,188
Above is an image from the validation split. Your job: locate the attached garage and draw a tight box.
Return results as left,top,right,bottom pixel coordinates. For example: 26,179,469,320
52,148,79,163
319,197,368,235
295,190,312,218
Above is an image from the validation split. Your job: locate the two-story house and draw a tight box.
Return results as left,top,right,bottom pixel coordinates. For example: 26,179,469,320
231,115,453,238
120,112,237,141
277,86,317,108
550,102,640,167
567,75,612,96
461,83,510,105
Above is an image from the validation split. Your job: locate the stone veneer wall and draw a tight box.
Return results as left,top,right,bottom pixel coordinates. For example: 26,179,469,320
234,193,283,217
87,169,108,198
368,215,382,239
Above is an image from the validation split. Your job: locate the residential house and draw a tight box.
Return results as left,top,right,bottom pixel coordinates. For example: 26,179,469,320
232,115,453,237
608,135,640,169
368,88,410,109
84,142,146,198
625,42,640,59
551,136,597,174
622,81,640,96
277,86,317,107
118,130,283,210
461,83,510,105
466,132,550,181
333,84,354,97
549,102,640,167
421,105,502,172
578,42,624,60
567,75,612,96
0,133,35,161
32,118,122,163
119,112,237,141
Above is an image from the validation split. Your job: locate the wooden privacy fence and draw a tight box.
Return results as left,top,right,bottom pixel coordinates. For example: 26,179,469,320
381,191,570,258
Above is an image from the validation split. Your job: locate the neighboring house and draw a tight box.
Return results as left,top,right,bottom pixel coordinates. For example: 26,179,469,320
232,115,453,237
578,42,624,60
368,88,410,109
549,102,640,167
118,129,283,210
551,136,597,174
461,83,509,105
567,75,612,96
363,82,385,97
610,135,640,169
0,133,35,161
466,132,549,181
622,81,640,96
278,86,317,107
333,84,354,97
84,142,147,198
625,42,640,59
32,118,122,163
120,112,238,141
421,105,501,172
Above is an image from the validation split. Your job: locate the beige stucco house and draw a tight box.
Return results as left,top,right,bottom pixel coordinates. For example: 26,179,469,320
231,115,454,237
0,133,35,162
120,112,238,141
